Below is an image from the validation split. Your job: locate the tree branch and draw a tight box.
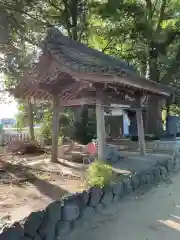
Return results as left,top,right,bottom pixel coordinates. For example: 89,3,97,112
156,0,167,33
78,20,88,42
158,30,180,54
9,14,40,47
1,4,53,27
47,0,63,12
62,0,72,38
70,0,78,40
145,0,153,19
102,39,113,53
152,0,158,15
161,45,180,84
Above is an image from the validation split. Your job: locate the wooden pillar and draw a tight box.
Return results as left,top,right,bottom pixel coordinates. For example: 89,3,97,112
51,96,60,162
136,107,146,156
96,98,105,159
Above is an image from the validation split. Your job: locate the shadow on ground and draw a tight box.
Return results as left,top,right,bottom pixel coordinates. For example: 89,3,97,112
0,159,69,200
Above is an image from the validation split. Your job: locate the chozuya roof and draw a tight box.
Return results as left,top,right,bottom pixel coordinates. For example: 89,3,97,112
42,27,136,75
10,27,173,101
38,27,173,97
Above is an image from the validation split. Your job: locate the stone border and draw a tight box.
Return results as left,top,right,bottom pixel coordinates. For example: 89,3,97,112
0,155,179,240
57,157,89,170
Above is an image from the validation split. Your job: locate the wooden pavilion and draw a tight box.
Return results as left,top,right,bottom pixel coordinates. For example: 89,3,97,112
11,27,173,162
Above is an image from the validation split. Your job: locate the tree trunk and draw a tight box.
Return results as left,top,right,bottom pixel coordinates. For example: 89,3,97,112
146,95,163,136
27,101,35,141
51,96,60,162
136,108,146,156
145,46,162,136
166,103,170,133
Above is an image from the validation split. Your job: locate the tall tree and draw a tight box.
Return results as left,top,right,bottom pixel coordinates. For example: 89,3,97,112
0,0,93,144
96,0,180,135
0,0,47,140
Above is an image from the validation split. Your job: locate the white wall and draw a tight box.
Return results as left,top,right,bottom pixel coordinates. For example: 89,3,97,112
105,104,130,116
104,105,130,136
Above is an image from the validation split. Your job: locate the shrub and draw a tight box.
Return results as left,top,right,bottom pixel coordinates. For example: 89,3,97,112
58,136,63,145
40,109,74,141
40,111,52,140
40,122,52,140
85,160,113,188
72,107,96,145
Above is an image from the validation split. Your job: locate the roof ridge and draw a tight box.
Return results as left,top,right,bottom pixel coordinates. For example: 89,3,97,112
44,27,136,74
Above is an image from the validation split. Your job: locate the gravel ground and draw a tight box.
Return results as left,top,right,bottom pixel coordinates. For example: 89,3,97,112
0,158,85,226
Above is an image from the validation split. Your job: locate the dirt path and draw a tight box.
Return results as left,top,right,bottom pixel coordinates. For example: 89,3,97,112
0,176,84,223
71,173,180,240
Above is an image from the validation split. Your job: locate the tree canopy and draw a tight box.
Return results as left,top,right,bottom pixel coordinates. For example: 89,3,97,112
0,0,180,135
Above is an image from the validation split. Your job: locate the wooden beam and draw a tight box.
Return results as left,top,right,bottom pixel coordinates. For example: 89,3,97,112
34,57,171,97
51,95,60,162
58,97,141,108
44,59,171,96
136,105,146,156
96,98,106,159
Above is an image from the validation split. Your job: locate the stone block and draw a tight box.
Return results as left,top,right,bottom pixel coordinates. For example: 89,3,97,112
152,167,161,182
81,190,90,206
137,172,147,185
111,181,123,197
73,207,95,230
167,159,175,172
122,178,133,194
24,210,44,238
101,191,113,207
173,158,180,171
62,201,80,221
104,145,123,163
72,191,89,210
73,217,90,230
95,203,104,213
113,195,120,202
159,166,168,177
130,175,139,191
55,221,71,239
0,222,24,240
22,237,32,240
34,234,42,240
62,192,85,212
157,159,168,168
145,171,154,184
38,201,61,240
45,200,62,222
81,206,96,221
88,187,103,207
39,223,55,240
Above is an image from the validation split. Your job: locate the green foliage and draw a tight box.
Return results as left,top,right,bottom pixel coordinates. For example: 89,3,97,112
15,102,46,129
40,110,52,140
3,0,180,137
40,108,75,141
72,107,96,145
1,0,91,138
59,109,75,140
15,112,25,131
58,136,63,145
86,160,113,188
15,103,27,130
40,122,52,140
